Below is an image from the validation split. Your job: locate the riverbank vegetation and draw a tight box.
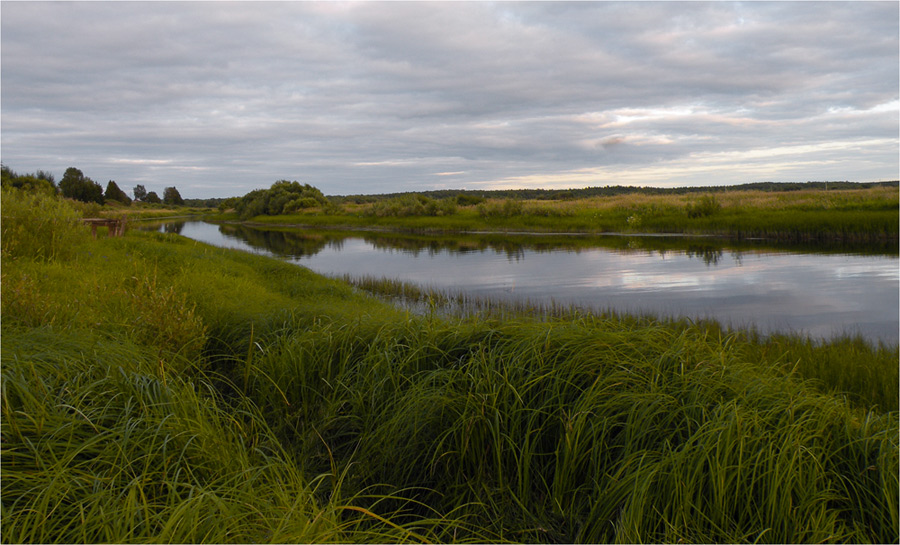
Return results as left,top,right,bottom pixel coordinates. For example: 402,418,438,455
1,164,216,222
218,181,898,242
3,186,897,543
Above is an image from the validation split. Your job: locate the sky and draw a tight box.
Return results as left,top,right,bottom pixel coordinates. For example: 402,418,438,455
2,1,898,199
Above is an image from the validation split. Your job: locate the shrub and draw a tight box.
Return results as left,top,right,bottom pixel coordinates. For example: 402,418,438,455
477,199,524,218
686,194,722,218
367,194,457,217
283,197,322,213
1,187,90,261
456,194,485,206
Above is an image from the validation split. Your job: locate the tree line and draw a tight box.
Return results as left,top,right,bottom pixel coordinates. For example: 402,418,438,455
1,165,185,206
334,180,899,204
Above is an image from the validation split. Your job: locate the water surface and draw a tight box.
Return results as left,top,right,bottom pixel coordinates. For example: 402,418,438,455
163,221,899,344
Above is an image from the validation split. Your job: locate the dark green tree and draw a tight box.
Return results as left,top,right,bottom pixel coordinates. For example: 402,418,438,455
35,170,56,188
104,181,132,205
58,167,104,204
133,184,147,202
163,186,184,206
145,191,162,204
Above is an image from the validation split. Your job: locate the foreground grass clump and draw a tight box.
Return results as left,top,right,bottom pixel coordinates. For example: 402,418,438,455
1,329,349,543
2,189,897,543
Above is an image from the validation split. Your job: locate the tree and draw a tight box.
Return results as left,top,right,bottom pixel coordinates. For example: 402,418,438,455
233,180,329,219
145,191,162,204
35,170,56,189
105,180,132,205
163,186,184,206
58,167,104,204
133,184,147,202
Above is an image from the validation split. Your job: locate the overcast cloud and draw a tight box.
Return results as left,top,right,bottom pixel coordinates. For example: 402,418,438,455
2,1,897,198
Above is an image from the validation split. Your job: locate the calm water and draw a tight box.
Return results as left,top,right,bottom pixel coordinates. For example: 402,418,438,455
161,221,899,344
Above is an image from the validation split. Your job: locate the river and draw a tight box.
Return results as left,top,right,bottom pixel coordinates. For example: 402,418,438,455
157,220,899,344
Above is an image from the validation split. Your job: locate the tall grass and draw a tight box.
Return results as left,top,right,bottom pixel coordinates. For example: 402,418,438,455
2,328,327,543
1,327,477,543
241,313,898,543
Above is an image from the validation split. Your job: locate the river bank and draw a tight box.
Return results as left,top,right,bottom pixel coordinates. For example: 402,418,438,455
213,185,899,243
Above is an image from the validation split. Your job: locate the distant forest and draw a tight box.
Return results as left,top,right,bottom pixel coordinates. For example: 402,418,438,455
334,180,899,205
189,180,898,208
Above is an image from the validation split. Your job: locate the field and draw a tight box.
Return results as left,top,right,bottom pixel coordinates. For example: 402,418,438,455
2,187,898,543
222,185,899,242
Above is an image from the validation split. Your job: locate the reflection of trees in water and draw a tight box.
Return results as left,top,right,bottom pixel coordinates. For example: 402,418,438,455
685,245,725,266
365,235,529,261
212,224,892,264
163,222,185,235
217,225,337,257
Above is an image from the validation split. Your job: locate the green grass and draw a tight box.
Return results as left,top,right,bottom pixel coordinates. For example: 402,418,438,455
241,313,897,542
2,189,898,543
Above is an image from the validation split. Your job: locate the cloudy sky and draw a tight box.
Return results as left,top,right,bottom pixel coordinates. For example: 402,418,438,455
2,1,898,199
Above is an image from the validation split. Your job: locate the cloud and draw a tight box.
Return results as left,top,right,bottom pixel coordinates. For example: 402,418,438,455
1,1,897,197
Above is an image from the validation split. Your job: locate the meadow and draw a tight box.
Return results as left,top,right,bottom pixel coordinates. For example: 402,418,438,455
223,185,899,242
2,187,898,543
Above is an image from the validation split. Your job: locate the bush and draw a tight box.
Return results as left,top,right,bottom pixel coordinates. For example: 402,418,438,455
1,188,90,261
686,194,722,218
456,194,485,206
367,194,457,217
477,198,524,218
283,197,321,214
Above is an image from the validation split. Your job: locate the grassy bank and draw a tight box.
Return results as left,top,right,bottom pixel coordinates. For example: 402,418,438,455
3,187,898,543
217,186,899,242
